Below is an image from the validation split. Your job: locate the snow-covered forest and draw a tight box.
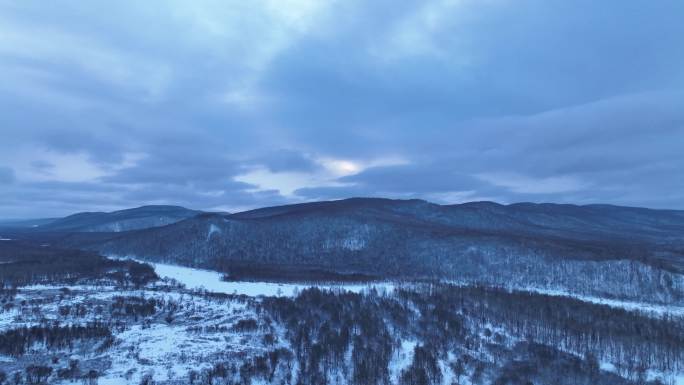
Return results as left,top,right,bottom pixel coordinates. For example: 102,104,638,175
1,242,683,385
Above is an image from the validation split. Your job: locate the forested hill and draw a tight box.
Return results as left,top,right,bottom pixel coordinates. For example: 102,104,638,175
51,198,684,305
230,198,684,244
32,205,202,232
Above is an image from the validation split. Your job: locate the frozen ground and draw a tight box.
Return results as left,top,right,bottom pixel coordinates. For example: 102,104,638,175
0,283,288,385
388,339,417,384
119,257,682,319
601,361,684,385
113,256,395,297
3,257,681,384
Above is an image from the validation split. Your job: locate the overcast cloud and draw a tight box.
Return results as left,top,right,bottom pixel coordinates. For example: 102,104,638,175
1,0,683,218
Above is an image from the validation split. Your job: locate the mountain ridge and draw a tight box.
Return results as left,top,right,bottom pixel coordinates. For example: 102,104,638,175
42,198,684,305
35,205,203,233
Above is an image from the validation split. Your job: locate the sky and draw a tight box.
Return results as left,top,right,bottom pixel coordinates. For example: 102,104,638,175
1,0,683,218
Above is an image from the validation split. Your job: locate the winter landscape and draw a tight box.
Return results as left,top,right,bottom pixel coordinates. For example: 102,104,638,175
2,1,684,384
1,201,684,385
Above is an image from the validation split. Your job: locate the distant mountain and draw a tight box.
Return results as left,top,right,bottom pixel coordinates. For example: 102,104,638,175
57,198,684,304
0,217,58,229
36,205,202,232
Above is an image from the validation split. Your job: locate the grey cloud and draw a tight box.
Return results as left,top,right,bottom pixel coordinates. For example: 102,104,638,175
101,151,248,189
295,162,503,203
260,1,684,156
448,91,684,176
30,160,55,174
338,164,487,193
1,1,683,217
255,149,321,173
0,167,16,184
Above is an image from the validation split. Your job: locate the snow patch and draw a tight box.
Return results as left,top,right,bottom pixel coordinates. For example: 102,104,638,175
341,236,366,251
601,360,684,385
206,223,221,241
110,256,394,297
389,339,417,383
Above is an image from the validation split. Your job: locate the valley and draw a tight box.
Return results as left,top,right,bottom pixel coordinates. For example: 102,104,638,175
1,200,683,385
3,2,682,383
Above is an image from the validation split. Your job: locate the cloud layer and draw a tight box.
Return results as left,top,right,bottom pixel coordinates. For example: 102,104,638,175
1,0,683,217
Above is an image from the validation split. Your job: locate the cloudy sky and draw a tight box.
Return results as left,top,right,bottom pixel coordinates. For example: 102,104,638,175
1,0,683,218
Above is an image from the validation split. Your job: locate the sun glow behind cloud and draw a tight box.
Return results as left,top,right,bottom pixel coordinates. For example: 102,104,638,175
235,156,409,197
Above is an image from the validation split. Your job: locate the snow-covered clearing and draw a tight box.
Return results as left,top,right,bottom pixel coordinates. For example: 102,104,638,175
520,287,684,317
601,361,684,385
1,283,286,385
112,257,395,297
389,339,416,384
207,223,222,240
